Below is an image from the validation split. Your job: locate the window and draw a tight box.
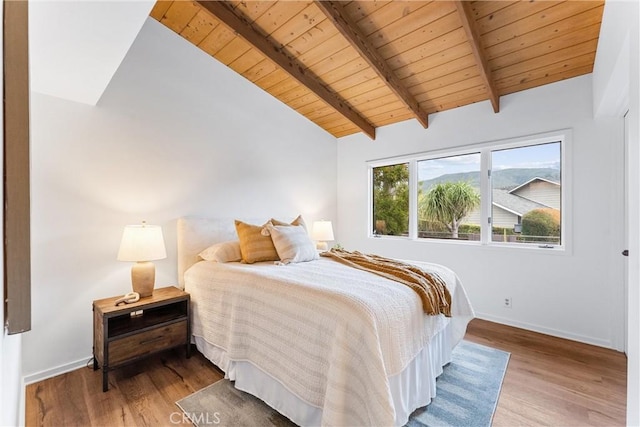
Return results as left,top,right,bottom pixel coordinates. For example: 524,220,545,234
368,132,568,250
418,153,481,240
491,142,561,245
372,163,409,236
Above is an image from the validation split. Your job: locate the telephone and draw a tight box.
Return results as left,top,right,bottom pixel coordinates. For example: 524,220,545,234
114,292,140,306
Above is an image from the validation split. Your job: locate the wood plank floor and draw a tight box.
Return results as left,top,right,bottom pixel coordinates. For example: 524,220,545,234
25,319,627,426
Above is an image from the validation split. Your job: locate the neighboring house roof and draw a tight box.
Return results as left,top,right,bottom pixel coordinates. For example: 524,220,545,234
509,177,560,194
492,189,548,217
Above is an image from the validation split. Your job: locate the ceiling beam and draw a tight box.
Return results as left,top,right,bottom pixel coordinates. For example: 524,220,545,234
314,1,429,129
454,0,500,113
196,0,376,139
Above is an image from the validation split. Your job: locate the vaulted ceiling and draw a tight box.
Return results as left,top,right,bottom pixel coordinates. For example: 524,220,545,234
151,1,604,139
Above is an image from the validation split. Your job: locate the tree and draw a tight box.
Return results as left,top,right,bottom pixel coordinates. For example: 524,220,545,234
521,208,560,241
419,181,480,238
373,164,409,235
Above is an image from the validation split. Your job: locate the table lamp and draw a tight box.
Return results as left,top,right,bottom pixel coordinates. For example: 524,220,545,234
117,221,167,297
311,220,334,251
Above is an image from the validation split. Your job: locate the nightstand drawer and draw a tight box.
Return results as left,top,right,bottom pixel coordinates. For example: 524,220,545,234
109,320,187,366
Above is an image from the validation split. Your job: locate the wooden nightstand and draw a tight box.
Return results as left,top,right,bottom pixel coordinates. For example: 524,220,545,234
92,286,191,392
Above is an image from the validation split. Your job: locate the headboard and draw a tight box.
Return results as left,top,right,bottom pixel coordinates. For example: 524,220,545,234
176,217,262,288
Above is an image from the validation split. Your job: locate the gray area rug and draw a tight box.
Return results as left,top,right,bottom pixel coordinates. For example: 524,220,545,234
176,340,509,427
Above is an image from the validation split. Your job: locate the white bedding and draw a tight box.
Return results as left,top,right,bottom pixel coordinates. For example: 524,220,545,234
185,257,474,426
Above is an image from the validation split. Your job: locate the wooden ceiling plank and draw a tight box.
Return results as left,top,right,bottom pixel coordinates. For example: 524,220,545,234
324,121,361,135
490,22,602,71
408,66,480,97
160,1,201,34
394,41,471,79
253,1,313,36
413,75,485,102
376,11,461,60
424,91,488,114
229,1,275,23
485,4,604,61
282,18,339,57
336,79,388,103
244,59,279,83
455,0,500,113
496,52,595,92
387,27,469,71
354,1,428,37
268,2,327,44
498,64,594,96
348,85,395,108
420,85,488,110
315,0,429,128
315,55,371,86
357,98,408,118
468,1,517,21
343,1,393,23
402,57,477,90
255,68,290,90
492,38,598,81
365,105,415,123
180,9,219,45
196,0,375,139
215,37,252,66
370,3,457,51
150,1,173,21
305,46,362,78
475,0,559,36
298,101,335,118
296,33,352,70
228,48,265,75
197,24,236,56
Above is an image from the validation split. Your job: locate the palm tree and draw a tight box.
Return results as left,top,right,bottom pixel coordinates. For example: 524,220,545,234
419,181,480,239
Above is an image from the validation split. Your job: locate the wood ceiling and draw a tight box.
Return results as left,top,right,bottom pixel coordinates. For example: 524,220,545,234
150,1,604,139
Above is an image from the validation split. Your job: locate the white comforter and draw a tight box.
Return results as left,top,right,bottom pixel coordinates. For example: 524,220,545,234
185,257,473,426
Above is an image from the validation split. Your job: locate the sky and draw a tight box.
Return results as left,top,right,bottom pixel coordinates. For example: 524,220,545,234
418,141,561,181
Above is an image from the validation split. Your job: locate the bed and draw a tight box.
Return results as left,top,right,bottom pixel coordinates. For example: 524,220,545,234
177,217,474,426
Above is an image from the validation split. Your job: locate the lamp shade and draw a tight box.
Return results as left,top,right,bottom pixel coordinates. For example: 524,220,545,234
117,223,167,262
311,220,334,241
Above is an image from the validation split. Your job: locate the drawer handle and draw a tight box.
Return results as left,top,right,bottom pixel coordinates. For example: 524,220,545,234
139,336,164,345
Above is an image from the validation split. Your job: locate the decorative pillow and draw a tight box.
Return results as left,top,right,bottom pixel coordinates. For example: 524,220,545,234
267,224,319,264
270,214,307,231
234,220,279,264
198,240,242,263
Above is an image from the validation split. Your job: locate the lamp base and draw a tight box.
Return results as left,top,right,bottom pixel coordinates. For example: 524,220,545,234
316,241,329,251
131,261,155,297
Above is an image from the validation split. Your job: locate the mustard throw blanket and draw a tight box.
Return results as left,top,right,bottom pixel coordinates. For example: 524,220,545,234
321,249,452,317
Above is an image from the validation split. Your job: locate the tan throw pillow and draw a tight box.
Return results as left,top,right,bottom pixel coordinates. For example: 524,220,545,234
198,240,242,263
267,224,318,264
270,214,307,231
234,220,279,264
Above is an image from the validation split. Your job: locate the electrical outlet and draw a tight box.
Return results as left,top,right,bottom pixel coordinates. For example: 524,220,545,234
503,297,512,308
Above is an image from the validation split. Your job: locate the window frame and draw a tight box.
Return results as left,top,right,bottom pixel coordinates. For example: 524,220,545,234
367,130,571,253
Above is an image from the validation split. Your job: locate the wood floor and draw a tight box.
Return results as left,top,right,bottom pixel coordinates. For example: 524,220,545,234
25,318,627,426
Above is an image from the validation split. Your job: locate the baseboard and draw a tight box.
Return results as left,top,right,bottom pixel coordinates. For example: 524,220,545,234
474,312,614,350
23,354,92,386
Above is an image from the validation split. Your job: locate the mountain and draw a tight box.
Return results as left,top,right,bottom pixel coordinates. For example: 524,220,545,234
419,168,560,192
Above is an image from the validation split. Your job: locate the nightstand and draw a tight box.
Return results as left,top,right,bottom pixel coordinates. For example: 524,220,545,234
92,286,191,392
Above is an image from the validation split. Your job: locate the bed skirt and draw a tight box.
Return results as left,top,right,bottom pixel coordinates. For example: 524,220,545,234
193,322,453,427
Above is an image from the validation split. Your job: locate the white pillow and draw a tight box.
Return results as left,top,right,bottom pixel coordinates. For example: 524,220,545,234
267,224,318,264
198,240,242,263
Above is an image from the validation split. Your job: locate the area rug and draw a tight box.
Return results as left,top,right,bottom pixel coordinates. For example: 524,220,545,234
176,340,509,427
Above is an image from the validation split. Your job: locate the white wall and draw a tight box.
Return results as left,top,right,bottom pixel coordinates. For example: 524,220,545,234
593,1,640,425
337,75,624,350
23,17,337,380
